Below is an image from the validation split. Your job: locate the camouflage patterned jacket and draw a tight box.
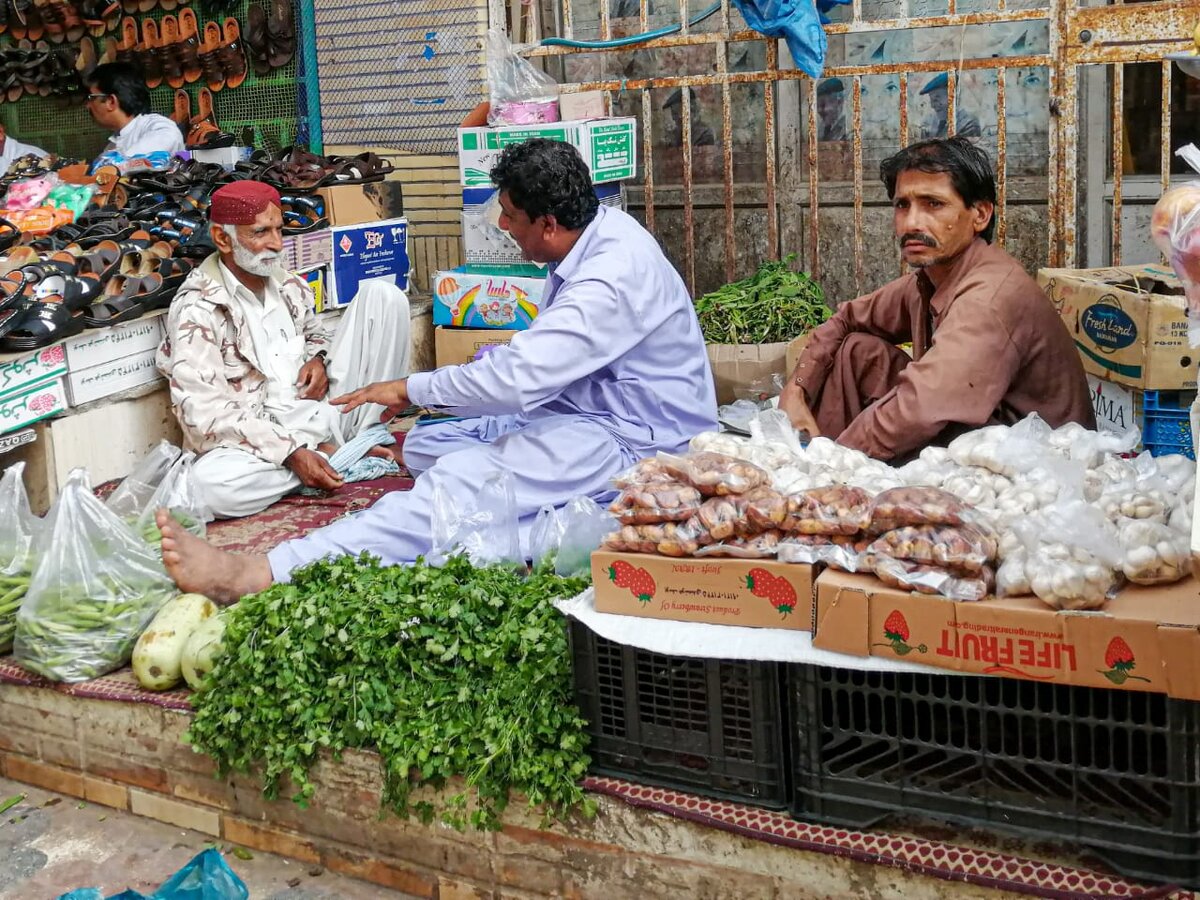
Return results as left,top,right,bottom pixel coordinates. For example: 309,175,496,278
156,254,331,466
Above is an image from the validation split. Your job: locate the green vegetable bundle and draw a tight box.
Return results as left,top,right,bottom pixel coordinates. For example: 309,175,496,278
186,554,594,831
694,254,830,345
14,470,175,682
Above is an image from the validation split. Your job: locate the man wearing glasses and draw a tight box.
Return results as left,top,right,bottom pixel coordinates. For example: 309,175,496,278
85,62,184,169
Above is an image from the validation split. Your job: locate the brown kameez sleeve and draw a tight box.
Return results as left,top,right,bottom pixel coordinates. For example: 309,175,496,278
790,276,919,406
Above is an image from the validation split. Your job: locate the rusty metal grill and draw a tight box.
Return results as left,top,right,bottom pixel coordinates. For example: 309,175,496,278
498,0,1197,302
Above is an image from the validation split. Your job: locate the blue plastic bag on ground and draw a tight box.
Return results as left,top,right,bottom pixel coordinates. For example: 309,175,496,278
56,849,248,900
732,0,827,77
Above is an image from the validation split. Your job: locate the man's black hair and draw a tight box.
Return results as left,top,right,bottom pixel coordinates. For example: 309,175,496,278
489,138,599,230
880,136,997,243
88,62,151,117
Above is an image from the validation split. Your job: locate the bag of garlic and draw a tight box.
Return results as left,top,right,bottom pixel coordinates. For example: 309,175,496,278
947,415,1056,477
1118,519,1192,585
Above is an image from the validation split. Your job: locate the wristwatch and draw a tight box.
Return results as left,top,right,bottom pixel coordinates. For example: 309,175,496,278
313,350,329,364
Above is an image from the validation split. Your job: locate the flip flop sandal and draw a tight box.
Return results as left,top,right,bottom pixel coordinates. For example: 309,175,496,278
34,271,101,311
218,17,245,89
177,7,201,83
176,183,210,213
83,275,145,327
0,297,84,350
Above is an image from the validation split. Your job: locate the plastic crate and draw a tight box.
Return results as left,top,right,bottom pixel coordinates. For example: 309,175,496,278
790,665,1200,886
1140,389,1196,459
570,621,789,808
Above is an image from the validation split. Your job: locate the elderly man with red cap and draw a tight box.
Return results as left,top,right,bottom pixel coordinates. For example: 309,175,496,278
156,180,410,518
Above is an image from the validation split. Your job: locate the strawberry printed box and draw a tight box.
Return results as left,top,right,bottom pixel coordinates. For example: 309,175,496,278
0,375,68,435
0,343,67,401
813,569,1200,699
590,551,815,631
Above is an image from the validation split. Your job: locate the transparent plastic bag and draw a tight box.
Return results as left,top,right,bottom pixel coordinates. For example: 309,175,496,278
14,469,175,682
556,496,617,577
485,28,560,125
995,546,1031,597
867,522,998,576
1016,500,1122,610
657,451,770,496
868,554,994,602
1118,519,1192,586
612,457,677,489
784,485,873,535
0,462,41,654
777,533,868,571
946,416,1054,477
529,504,565,570
694,530,783,558
868,486,970,533
601,518,712,557
133,451,209,545
1150,154,1200,340
609,481,702,525
696,487,788,540
429,470,522,567
105,440,181,519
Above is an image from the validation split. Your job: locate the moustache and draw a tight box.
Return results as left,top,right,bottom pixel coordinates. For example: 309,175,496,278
900,232,938,248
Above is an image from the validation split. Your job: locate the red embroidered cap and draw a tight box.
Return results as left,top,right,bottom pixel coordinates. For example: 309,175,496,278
208,181,282,225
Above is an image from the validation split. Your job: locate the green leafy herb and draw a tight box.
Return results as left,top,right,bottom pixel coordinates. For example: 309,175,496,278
695,255,829,345
185,554,594,831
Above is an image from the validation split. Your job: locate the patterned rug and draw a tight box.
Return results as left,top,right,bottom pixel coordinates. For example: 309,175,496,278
582,778,1192,900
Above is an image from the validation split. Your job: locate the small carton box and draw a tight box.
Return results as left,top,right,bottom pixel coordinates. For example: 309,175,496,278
0,375,67,434
591,551,815,632
434,326,516,367
317,181,404,227
812,569,1200,699
0,344,67,401
1039,263,1196,391
461,183,622,266
63,313,163,372
66,348,163,406
707,334,810,407
457,117,637,188
299,266,326,313
432,265,547,330
191,146,251,170
328,218,410,309
292,230,333,270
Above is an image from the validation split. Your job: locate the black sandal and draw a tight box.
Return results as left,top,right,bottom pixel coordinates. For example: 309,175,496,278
0,299,85,350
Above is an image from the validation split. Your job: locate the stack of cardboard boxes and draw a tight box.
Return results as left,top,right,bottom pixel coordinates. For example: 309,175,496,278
432,112,637,366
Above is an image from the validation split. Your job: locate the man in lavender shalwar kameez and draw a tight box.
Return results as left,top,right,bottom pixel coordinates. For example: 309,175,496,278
156,139,718,602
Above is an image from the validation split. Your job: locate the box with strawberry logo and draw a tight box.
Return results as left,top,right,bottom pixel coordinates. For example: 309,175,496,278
813,568,1200,699
0,344,68,402
591,551,815,631
0,376,68,436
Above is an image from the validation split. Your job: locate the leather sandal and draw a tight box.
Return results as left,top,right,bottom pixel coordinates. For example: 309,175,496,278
217,17,246,89
198,20,223,91
177,7,201,83
140,18,162,88
83,273,147,327
244,1,268,76
160,14,184,89
1,295,85,349
265,0,292,69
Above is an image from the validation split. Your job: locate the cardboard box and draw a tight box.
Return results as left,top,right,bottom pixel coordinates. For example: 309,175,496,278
1039,263,1196,390
812,569,1200,699
558,91,608,121
190,146,251,170
63,313,163,372
707,334,810,406
591,551,815,631
0,376,67,434
317,181,404,227
66,348,162,406
0,344,67,401
434,326,517,367
293,230,333,270
432,265,547,330
457,117,637,188
461,183,622,266
328,218,410,309
300,266,326,313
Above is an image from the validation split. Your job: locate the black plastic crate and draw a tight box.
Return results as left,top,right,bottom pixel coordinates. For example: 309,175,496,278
790,665,1200,887
570,621,789,808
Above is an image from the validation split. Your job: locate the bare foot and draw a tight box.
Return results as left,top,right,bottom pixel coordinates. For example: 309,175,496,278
157,509,273,605
366,444,404,465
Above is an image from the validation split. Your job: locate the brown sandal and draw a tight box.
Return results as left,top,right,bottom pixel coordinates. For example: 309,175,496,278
170,86,190,129
139,18,161,88
199,19,223,91
177,7,201,83
159,13,183,88
217,17,246,89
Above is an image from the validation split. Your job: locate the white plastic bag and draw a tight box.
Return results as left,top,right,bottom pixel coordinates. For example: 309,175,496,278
529,504,566,571
556,496,617,577
0,462,41,653
485,28,560,125
1119,519,1192,586
1015,500,1123,610
430,470,522,568
1150,145,1200,343
134,451,210,545
14,469,175,682
105,440,181,519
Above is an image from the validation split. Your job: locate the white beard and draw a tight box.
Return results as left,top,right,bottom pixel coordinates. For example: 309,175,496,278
231,240,280,276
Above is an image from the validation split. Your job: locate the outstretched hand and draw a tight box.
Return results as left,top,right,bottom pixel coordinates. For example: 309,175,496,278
330,378,410,422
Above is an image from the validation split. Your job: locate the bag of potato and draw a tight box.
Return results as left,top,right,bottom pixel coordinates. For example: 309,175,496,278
696,487,787,540
612,457,679,488
868,486,972,533
694,530,783,559
777,533,869,572
609,481,703,525
657,451,770,496
867,554,994,602
866,522,998,576
783,485,873,535
601,518,713,557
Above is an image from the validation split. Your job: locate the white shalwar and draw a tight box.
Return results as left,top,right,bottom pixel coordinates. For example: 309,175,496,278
189,272,411,518
265,205,718,581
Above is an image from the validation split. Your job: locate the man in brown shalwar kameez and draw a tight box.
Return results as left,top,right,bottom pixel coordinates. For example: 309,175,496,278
779,137,1094,462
